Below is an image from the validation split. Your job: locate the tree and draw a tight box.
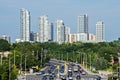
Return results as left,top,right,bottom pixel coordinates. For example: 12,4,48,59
0,39,10,51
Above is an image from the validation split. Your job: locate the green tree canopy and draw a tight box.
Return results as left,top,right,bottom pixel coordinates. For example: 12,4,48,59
0,39,10,52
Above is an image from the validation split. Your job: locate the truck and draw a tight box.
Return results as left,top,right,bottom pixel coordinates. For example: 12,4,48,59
73,65,78,72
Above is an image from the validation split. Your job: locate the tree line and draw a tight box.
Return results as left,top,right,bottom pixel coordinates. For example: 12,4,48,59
0,39,120,79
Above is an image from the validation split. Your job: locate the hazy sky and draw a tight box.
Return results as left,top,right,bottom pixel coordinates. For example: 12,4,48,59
0,0,120,42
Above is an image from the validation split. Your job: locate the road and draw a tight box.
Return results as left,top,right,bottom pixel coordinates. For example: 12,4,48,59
17,59,107,80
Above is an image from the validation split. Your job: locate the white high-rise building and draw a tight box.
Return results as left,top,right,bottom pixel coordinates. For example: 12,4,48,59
20,8,30,41
96,21,104,42
38,15,53,42
56,20,65,44
65,26,70,34
78,14,88,33
65,26,70,42
77,33,88,42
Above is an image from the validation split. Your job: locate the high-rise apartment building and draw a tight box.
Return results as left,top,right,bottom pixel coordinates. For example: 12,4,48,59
88,33,96,41
56,20,65,44
50,23,54,41
66,34,77,43
20,8,30,41
78,14,88,33
65,26,70,34
96,21,104,42
38,15,53,42
33,32,39,42
65,26,70,42
77,33,88,42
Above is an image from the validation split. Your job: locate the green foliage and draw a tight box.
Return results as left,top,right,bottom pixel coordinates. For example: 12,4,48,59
10,67,18,80
1,72,8,80
0,64,8,80
0,39,10,51
1,41,120,79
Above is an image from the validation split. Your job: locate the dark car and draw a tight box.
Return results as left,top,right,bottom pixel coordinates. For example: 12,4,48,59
42,75,47,80
76,73,81,79
68,71,72,77
51,73,56,78
95,75,101,80
49,75,54,80
48,69,52,74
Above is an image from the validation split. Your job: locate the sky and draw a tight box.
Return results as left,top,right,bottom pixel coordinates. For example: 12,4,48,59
0,0,120,42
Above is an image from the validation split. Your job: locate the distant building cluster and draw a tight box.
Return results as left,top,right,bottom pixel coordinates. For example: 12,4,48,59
0,35,10,43
16,8,105,43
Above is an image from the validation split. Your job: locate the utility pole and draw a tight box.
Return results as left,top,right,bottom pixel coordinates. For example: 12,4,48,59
72,51,74,62
25,55,26,79
67,52,68,61
14,50,15,67
81,53,82,64
37,50,38,60
118,54,120,79
20,53,23,75
59,52,60,60
41,48,43,67
9,57,11,80
62,53,63,60
1,54,2,65
90,54,91,70
86,53,87,70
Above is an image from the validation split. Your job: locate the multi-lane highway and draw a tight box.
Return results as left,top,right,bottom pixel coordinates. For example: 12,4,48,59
17,59,107,80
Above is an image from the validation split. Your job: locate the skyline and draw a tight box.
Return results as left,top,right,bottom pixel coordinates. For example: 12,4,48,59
0,0,120,42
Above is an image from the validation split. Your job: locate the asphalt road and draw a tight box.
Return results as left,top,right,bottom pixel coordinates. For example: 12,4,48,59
18,59,106,80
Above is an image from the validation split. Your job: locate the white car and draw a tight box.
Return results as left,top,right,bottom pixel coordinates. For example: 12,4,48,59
81,71,86,75
68,76,73,80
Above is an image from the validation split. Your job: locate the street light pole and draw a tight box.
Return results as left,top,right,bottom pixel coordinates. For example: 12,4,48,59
14,50,15,66
9,57,10,80
37,50,38,60
118,53,120,79
41,48,43,67
20,53,23,75
1,54,2,65
86,53,87,70
81,53,82,64
90,54,91,70
25,55,26,79
67,52,68,61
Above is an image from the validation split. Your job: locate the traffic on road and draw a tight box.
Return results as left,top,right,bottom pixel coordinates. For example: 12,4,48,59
18,59,104,80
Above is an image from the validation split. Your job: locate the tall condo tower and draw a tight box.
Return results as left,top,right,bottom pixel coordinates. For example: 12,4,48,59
20,8,30,41
38,15,53,42
78,14,88,33
56,20,65,44
96,21,104,42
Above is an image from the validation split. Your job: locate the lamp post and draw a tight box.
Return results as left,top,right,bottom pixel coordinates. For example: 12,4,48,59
9,57,11,80
67,52,68,61
117,53,120,79
25,55,26,79
90,54,91,71
85,53,87,70
9,54,15,80
14,50,15,67
41,48,43,68
76,51,82,64
81,52,82,65
0,54,2,65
